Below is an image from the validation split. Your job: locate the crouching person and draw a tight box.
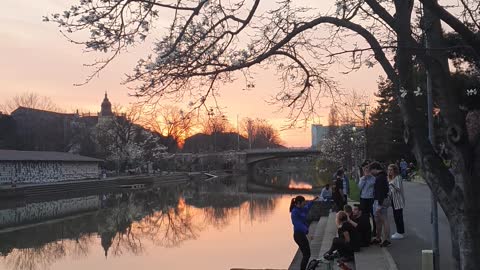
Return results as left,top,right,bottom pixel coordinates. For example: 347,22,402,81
323,211,360,262
348,204,372,247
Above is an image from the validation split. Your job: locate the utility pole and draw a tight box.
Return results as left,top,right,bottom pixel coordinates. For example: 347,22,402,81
237,114,240,151
207,108,215,152
358,103,369,160
422,3,440,269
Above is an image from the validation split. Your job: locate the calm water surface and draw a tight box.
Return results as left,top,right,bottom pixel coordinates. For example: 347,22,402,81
0,176,315,270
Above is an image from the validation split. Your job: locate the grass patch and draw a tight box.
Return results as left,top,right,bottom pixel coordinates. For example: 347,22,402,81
349,178,360,202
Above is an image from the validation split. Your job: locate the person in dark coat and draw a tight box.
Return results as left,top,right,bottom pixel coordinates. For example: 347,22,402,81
333,171,346,211
369,162,391,247
351,204,372,247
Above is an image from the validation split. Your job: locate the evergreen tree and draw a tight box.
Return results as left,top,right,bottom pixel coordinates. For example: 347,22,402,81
367,78,413,162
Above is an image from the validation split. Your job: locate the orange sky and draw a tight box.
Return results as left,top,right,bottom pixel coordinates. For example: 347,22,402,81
0,0,383,147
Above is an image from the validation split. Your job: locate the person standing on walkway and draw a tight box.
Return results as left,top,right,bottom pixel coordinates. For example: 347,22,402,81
290,195,318,270
387,164,406,240
400,159,408,180
333,167,350,202
333,172,346,211
339,169,350,203
358,162,376,237
369,162,391,247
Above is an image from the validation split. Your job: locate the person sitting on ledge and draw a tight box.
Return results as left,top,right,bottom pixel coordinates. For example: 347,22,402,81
323,211,360,262
320,184,333,202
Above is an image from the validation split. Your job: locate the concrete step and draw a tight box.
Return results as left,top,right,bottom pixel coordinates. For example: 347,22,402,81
319,212,338,256
288,221,320,270
354,245,398,270
310,216,328,261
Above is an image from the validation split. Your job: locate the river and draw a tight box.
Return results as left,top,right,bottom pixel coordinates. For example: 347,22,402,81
0,175,318,270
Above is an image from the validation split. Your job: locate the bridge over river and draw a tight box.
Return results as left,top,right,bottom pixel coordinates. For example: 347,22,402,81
244,148,322,164
243,148,322,183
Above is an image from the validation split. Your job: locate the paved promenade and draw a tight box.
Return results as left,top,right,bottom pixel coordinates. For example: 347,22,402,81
387,181,453,270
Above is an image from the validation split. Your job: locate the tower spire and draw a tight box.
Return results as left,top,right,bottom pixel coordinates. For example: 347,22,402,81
100,91,113,117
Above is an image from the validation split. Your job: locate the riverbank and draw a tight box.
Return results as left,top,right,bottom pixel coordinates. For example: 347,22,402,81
0,171,220,199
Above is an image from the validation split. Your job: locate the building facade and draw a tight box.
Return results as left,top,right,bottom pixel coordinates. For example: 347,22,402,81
311,124,329,149
0,150,101,185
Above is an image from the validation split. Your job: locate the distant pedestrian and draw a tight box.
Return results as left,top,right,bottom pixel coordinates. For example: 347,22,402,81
320,184,333,202
369,162,391,247
407,162,416,181
334,168,350,202
358,162,376,237
290,195,318,270
333,171,346,211
388,164,406,240
400,159,408,180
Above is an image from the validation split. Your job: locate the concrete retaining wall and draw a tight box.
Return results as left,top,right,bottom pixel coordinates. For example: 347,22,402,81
0,161,99,184
0,195,101,228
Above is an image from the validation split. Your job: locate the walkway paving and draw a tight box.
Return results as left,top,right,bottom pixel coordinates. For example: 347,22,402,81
387,181,453,270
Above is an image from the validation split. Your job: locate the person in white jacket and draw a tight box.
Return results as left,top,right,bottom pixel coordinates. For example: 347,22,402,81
387,164,405,240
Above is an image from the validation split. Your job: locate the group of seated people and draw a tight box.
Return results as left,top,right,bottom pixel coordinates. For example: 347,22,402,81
323,204,372,262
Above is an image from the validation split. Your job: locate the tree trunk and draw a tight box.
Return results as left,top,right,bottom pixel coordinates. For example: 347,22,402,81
450,222,460,270
454,214,480,269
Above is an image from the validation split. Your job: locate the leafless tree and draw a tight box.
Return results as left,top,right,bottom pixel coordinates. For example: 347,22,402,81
143,105,196,146
50,0,480,268
202,110,231,135
241,117,282,148
1,92,61,114
137,205,200,248
241,117,255,149
5,242,66,270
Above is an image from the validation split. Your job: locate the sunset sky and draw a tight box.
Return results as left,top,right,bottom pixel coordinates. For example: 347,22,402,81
0,0,384,147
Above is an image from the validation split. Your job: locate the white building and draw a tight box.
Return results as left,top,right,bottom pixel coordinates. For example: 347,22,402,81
311,124,329,149
0,150,101,185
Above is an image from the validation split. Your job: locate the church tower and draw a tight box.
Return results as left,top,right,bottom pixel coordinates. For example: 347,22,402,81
98,92,114,124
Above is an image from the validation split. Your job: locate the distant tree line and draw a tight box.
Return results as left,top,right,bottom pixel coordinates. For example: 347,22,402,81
0,93,284,172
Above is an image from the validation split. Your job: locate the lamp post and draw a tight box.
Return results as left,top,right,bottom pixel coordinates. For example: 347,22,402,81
351,126,357,172
207,108,216,152
358,103,369,160
237,114,240,151
421,4,439,269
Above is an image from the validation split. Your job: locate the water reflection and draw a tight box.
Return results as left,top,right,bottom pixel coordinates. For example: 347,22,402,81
0,177,288,270
252,159,335,190
255,171,328,189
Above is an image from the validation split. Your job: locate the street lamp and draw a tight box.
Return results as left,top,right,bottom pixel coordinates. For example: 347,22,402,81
358,103,369,160
207,108,215,152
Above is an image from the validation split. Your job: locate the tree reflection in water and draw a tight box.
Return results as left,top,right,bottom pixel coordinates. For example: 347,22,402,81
0,177,282,270
135,197,201,248
3,234,94,270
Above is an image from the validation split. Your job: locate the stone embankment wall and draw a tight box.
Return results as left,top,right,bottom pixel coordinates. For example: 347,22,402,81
162,152,247,172
0,161,99,184
0,195,101,228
